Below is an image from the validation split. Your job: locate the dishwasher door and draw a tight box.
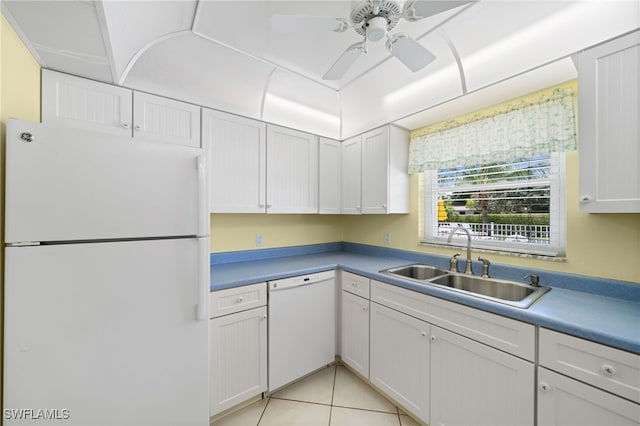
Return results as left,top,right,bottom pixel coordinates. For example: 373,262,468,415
268,270,336,391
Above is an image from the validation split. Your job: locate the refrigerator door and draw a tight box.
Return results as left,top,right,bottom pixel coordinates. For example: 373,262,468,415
5,119,208,243
3,238,210,426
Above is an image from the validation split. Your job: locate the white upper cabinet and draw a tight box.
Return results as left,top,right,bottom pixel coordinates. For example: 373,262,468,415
361,125,410,214
42,69,133,136
42,70,201,148
202,109,267,213
132,92,201,148
341,135,362,215
578,30,640,213
319,137,342,214
266,125,319,214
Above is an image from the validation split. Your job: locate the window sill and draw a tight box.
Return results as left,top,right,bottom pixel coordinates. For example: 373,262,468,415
418,241,567,262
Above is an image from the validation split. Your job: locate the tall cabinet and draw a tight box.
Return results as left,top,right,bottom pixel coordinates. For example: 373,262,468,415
577,30,640,213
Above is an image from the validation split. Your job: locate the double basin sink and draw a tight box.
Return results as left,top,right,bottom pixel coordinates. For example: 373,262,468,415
381,264,550,309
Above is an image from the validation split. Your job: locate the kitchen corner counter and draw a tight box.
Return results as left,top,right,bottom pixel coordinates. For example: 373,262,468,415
210,244,640,354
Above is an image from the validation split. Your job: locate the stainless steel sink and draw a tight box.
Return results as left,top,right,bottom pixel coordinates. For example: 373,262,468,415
381,264,549,308
429,274,550,308
381,264,449,280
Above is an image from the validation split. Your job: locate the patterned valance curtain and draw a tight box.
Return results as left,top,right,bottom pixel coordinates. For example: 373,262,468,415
408,86,577,173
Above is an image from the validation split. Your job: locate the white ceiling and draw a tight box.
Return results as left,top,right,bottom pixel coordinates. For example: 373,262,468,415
3,0,640,139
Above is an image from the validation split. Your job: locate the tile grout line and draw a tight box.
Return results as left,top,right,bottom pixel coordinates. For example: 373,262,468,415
255,395,271,426
328,364,338,426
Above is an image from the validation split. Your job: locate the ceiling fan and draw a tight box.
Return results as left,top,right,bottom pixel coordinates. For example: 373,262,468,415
270,0,472,80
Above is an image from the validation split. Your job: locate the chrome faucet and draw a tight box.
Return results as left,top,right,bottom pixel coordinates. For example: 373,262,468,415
447,227,473,275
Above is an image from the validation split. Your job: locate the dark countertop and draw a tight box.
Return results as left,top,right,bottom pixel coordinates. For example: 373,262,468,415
210,246,640,354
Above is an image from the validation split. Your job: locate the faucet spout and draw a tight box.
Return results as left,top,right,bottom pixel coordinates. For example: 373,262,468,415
447,227,474,275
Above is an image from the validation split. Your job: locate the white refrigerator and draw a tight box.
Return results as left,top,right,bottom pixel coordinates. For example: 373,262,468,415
3,119,210,425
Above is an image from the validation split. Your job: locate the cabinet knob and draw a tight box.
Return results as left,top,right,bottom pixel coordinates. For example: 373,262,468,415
262,315,267,320
351,282,357,287
601,364,616,377
430,335,437,342
237,296,243,303
580,195,592,203
362,306,368,312
134,125,141,131
382,204,387,209
421,331,427,337
539,382,551,392
121,123,130,129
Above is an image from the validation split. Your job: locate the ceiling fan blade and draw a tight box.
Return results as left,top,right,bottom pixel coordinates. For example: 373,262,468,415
387,35,436,72
403,0,474,21
323,42,365,80
270,15,348,33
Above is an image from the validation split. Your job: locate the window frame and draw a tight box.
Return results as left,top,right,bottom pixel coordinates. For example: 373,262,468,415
421,152,566,257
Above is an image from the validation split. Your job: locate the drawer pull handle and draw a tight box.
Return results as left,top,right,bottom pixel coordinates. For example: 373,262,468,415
539,382,551,392
602,365,616,376
237,296,244,303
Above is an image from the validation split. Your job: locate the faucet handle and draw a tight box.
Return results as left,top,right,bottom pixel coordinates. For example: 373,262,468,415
478,257,491,278
450,253,461,273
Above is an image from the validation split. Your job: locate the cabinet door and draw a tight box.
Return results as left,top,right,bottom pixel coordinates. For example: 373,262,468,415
42,69,133,136
341,135,362,214
578,30,640,212
266,124,319,213
133,92,201,148
538,367,640,426
362,126,389,214
210,306,267,416
430,326,534,426
319,137,342,214
202,109,267,213
370,302,430,424
341,291,369,378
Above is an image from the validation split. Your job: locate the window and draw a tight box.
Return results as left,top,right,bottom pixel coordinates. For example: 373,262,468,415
409,84,576,257
422,153,566,256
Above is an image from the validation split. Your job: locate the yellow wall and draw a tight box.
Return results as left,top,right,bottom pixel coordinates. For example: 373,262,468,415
210,214,344,252
1,13,42,422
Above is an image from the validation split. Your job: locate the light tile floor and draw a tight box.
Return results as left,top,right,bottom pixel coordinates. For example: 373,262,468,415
211,365,422,426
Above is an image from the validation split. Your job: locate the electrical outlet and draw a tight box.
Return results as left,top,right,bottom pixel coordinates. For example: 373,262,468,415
384,231,391,245
256,234,264,247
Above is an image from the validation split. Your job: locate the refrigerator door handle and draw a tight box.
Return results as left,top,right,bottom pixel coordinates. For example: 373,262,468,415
197,154,209,237
197,237,210,321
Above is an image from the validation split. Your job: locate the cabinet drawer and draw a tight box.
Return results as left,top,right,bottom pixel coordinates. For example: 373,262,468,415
371,280,535,360
539,328,640,403
210,282,267,318
341,271,370,299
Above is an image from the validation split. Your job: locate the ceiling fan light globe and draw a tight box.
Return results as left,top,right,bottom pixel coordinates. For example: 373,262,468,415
366,16,388,41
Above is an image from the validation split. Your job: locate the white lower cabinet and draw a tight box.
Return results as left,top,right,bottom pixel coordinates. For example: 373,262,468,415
430,326,534,426
369,302,430,423
537,327,640,426
209,284,267,417
538,367,640,426
341,289,370,378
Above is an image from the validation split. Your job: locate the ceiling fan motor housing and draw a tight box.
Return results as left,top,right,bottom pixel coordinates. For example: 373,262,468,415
351,0,404,38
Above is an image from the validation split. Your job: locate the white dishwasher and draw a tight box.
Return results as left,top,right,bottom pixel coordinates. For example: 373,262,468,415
268,270,336,391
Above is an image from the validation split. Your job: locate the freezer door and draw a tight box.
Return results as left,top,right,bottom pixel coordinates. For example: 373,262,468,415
3,239,209,426
5,119,208,243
